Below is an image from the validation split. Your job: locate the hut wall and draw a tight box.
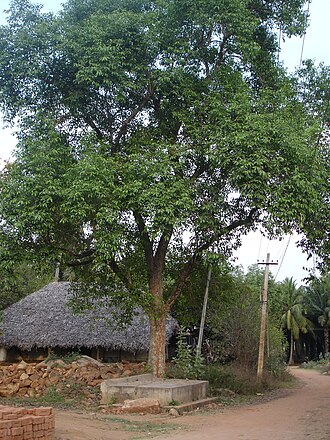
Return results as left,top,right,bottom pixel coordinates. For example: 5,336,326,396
103,349,148,363
0,347,7,361
5,347,48,363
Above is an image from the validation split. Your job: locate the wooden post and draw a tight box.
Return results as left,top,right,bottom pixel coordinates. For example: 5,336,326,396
196,267,212,358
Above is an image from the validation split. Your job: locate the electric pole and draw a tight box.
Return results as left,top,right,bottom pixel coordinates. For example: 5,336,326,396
257,253,278,379
196,267,212,358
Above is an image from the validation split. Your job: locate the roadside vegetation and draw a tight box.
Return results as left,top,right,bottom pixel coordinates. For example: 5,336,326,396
0,0,328,417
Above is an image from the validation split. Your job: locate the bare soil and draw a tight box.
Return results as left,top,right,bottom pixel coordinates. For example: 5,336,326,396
54,367,330,440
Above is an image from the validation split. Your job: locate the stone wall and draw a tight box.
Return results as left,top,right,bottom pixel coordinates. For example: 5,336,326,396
0,358,146,399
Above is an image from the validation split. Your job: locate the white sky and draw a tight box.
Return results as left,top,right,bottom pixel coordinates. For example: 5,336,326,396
0,0,329,284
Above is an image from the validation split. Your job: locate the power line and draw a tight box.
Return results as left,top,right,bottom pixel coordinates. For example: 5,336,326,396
257,233,263,262
274,235,292,280
299,0,312,68
277,26,282,62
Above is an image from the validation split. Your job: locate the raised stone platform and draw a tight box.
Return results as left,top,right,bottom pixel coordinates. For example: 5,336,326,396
100,373,209,406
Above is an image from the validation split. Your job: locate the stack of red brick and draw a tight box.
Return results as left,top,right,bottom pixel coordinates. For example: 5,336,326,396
0,405,55,440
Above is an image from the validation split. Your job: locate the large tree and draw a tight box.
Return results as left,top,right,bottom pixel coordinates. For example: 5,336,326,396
303,276,330,355
279,278,313,365
0,0,328,375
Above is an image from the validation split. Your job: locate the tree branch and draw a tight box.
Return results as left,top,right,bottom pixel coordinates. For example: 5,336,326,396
113,85,155,153
84,116,104,140
209,31,231,76
166,207,259,309
133,211,154,277
109,259,132,290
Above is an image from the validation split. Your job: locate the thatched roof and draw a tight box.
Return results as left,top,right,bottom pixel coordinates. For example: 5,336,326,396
0,282,177,352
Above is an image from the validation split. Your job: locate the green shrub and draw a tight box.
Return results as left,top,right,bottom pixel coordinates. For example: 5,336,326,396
171,328,206,379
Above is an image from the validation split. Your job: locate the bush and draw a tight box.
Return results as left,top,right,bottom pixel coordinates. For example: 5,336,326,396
170,328,206,379
204,363,293,397
300,352,330,369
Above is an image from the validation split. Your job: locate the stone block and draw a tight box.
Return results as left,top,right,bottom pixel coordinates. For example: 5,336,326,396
121,398,161,414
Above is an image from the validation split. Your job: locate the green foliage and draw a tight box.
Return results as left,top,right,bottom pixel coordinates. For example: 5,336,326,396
172,327,205,380
300,353,330,372
46,351,82,364
279,278,314,341
264,324,288,376
303,277,330,329
0,260,52,311
201,363,294,398
302,276,330,354
38,385,67,407
0,0,328,374
168,399,180,406
197,266,289,372
205,269,260,368
277,277,314,364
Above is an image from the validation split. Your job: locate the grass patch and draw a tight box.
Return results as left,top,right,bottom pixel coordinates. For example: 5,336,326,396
2,381,101,410
106,416,180,437
3,392,73,410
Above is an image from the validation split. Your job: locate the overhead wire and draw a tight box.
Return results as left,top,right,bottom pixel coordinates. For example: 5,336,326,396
257,233,263,262
299,0,312,68
274,235,292,281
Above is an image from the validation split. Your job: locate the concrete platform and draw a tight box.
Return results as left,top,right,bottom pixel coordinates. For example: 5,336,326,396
100,374,209,406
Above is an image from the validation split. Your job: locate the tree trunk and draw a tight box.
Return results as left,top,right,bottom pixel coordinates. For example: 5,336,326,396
149,313,166,377
288,332,294,366
324,325,329,355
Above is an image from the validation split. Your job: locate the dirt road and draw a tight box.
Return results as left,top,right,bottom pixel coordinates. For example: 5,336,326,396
54,367,330,440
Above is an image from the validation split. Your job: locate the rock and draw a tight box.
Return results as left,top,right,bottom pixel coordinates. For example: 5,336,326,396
121,398,161,414
76,356,104,367
26,365,36,375
29,373,41,382
36,362,48,369
169,408,180,417
20,378,32,387
46,359,66,368
17,387,29,396
17,361,28,370
20,373,29,381
0,360,145,400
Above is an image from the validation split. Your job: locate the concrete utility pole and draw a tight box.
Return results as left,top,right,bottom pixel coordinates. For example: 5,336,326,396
54,261,60,282
257,253,278,379
196,267,212,358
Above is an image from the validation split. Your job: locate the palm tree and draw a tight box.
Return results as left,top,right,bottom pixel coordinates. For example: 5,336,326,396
303,276,330,355
279,278,314,365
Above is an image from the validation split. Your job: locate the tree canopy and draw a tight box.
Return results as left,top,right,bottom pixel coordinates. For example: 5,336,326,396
0,0,329,375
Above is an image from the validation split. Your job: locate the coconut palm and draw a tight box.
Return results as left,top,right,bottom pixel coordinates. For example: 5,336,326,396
303,276,330,355
279,278,314,365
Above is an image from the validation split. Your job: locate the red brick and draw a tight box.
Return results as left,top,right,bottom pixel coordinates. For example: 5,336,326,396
0,428,8,436
32,416,45,425
0,420,11,429
34,408,52,416
3,413,18,420
11,426,24,435
24,424,32,433
20,416,33,426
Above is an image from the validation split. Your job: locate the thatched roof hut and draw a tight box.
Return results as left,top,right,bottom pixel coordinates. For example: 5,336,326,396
0,282,177,353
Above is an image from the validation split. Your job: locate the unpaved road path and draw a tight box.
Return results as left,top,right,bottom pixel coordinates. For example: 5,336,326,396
54,367,330,440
